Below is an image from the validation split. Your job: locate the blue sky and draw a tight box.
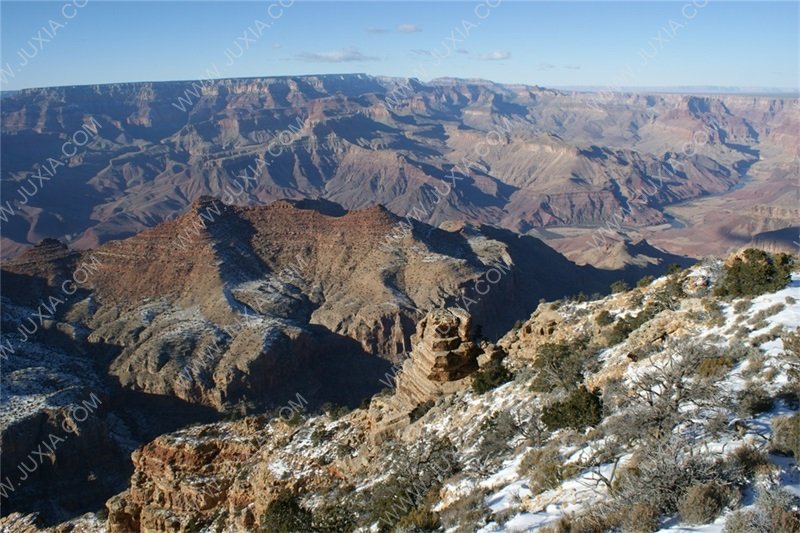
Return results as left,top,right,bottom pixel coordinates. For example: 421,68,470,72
0,1,797,91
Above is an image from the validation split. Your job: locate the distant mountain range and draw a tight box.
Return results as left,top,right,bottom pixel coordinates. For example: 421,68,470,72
1,73,797,264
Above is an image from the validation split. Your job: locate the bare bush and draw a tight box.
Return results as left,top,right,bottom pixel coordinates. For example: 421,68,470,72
625,340,728,441
723,487,800,533
519,445,580,495
613,437,725,515
678,482,735,524
621,503,660,532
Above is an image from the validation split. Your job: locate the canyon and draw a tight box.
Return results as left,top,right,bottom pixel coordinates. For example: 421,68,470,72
2,74,797,265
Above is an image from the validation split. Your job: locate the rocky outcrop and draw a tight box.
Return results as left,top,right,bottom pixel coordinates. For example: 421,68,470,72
105,418,269,532
368,308,499,442
104,411,365,533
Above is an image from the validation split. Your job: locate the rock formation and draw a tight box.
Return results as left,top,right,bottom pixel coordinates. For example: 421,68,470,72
368,308,504,443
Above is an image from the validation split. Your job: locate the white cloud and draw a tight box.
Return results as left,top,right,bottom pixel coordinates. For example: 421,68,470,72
366,26,390,34
295,47,380,63
397,23,422,33
538,62,556,71
480,51,511,61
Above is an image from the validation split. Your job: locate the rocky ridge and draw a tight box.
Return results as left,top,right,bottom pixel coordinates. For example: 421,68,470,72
3,75,797,261
8,252,795,532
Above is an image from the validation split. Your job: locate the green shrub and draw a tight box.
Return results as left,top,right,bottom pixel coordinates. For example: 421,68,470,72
313,502,357,532
530,339,596,392
667,263,684,275
715,249,793,298
409,400,434,422
611,280,630,293
541,386,603,431
606,304,663,345
259,490,313,532
772,413,800,458
595,310,614,327
678,482,733,524
477,411,518,466
310,427,332,446
471,358,512,394
637,275,656,289
320,402,350,420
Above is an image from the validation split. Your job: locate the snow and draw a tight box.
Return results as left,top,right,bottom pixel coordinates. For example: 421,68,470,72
466,270,800,531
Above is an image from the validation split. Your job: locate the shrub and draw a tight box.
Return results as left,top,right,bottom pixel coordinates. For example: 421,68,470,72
438,489,491,532
397,506,440,531
606,305,661,345
678,482,732,524
742,353,765,379
637,275,656,289
667,263,683,275
313,502,357,532
409,400,434,422
310,427,332,446
284,410,304,427
757,488,800,533
724,487,800,533
541,386,603,431
520,446,580,495
705,411,728,438
613,437,726,515
703,299,726,326
320,402,350,420
611,280,630,293
727,444,771,481
749,303,786,325
723,509,761,532
715,249,793,298
733,299,753,314
696,356,736,378
477,411,518,466
737,383,773,417
471,358,512,394
595,310,614,327
531,339,596,392
568,507,624,533
651,276,687,310
620,502,661,532
259,490,313,532
772,413,800,458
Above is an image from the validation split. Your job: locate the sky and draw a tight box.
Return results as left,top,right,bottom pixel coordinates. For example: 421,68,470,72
0,1,798,91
